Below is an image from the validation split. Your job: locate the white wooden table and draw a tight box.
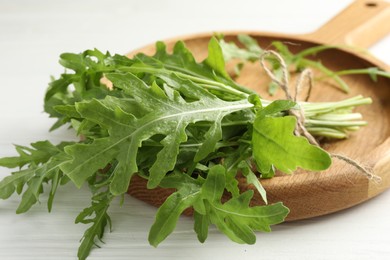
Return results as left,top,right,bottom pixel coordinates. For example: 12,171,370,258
1,0,389,259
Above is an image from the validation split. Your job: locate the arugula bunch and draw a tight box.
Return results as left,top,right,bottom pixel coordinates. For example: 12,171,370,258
0,36,370,260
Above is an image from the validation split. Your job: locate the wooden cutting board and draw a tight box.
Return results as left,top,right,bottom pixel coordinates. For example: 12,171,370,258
127,0,390,221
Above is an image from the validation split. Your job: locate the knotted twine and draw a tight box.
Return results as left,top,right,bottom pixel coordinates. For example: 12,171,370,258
259,50,381,183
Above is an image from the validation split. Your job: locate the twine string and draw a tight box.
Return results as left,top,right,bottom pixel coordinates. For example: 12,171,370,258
259,50,381,183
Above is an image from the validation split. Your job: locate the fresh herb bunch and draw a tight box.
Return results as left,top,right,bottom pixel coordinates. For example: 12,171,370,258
0,36,376,260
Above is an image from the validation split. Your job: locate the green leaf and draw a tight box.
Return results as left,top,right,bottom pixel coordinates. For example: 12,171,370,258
210,192,288,244
222,142,252,198
44,75,73,102
0,141,60,168
48,170,61,212
44,50,113,130
201,165,226,202
0,169,34,199
201,165,289,244
16,153,70,214
238,34,262,54
76,192,112,260
252,116,332,174
218,35,261,63
205,37,230,79
257,100,296,119
54,105,82,118
61,137,119,191
194,210,209,243
0,141,72,213
149,172,202,247
238,161,267,204
59,53,86,73
148,184,201,247
194,113,223,162
16,186,38,214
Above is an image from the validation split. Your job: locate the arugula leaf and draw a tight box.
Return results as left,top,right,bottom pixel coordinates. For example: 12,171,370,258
0,141,61,168
238,34,263,54
222,142,252,197
16,153,69,213
44,50,113,130
0,169,35,200
256,100,296,119
194,210,209,243
76,192,113,260
205,37,231,79
252,116,331,174
149,173,202,247
238,160,268,204
0,141,73,212
149,165,289,247
200,165,288,244
218,34,261,62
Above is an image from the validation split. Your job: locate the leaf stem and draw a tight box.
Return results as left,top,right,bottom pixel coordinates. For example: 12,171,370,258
332,68,390,78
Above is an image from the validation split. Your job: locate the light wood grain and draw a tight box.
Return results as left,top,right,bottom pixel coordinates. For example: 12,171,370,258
304,0,390,48
127,0,390,221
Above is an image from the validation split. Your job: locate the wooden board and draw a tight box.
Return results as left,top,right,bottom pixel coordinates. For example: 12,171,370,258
127,0,390,221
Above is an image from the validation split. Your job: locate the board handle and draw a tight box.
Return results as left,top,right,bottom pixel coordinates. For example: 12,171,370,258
304,0,390,48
